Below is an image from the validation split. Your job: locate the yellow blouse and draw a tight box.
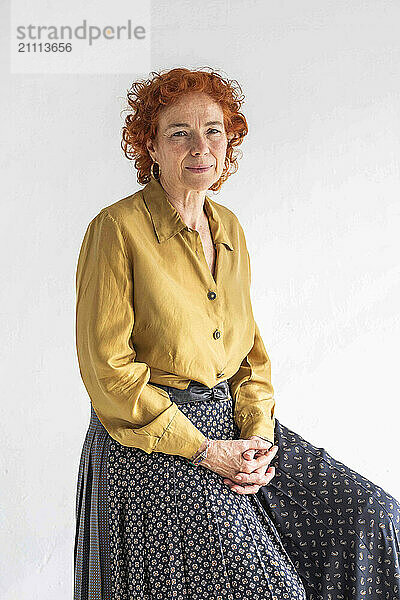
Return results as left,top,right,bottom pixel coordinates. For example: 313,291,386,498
75,176,276,459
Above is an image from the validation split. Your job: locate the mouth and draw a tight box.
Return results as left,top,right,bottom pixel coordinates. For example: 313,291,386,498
185,165,212,173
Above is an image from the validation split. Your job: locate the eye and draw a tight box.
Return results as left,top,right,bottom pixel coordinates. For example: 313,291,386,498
208,128,221,134
171,130,187,137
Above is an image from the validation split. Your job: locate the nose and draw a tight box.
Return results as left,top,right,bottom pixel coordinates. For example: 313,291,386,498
190,132,210,156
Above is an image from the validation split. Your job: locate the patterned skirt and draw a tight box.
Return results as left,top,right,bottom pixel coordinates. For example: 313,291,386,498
74,380,400,599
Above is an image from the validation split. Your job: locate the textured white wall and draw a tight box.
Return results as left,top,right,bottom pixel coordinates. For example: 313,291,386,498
1,1,399,598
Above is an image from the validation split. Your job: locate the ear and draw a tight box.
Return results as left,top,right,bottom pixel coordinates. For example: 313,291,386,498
227,131,235,143
146,137,157,161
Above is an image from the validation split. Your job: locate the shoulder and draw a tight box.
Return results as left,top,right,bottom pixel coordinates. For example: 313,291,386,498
207,195,247,227
86,187,147,234
206,195,248,243
207,195,239,222
100,187,145,223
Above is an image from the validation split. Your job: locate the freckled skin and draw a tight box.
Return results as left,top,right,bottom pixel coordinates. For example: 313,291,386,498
146,91,233,224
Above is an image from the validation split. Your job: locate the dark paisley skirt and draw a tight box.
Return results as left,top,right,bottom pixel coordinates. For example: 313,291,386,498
74,380,400,599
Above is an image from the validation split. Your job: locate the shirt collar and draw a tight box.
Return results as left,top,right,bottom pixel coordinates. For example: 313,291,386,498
142,176,234,251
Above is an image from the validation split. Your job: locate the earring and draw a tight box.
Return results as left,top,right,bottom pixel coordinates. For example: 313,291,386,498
150,161,161,180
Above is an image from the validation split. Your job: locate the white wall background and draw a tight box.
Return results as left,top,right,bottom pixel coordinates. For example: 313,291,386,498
1,1,399,598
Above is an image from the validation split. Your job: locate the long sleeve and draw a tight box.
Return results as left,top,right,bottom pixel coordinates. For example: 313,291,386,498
228,320,276,444
228,243,276,444
75,210,207,458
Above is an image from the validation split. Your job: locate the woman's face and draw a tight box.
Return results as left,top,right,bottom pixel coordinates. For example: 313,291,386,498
146,91,233,194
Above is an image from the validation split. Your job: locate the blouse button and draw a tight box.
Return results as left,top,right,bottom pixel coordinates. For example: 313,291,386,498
208,291,217,300
213,329,221,339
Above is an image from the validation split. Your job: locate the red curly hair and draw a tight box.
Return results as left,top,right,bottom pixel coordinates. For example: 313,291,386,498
121,67,248,191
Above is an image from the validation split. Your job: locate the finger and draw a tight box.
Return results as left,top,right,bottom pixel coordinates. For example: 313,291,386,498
234,473,264,485
235,466,275,486
243,447,269,460
225,471,265,486
242,440,277,461
263,466,276,485
245,443,278,464
239,453,275,475
223,478,236,487
225,466,276,489
230,483,261,495
242,448,257,461
236,464,266,479
252,445,278,467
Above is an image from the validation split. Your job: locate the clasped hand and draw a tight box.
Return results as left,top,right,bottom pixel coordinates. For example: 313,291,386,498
201,435,278,495
224,435,278,495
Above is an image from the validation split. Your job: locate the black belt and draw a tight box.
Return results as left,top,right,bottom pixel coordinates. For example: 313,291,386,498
151,379,231,405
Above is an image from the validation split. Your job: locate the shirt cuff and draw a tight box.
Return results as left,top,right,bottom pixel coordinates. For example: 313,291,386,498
239,411,275,445
152,406,208,459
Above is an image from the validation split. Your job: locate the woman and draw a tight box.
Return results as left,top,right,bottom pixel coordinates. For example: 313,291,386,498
74,67,400,599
